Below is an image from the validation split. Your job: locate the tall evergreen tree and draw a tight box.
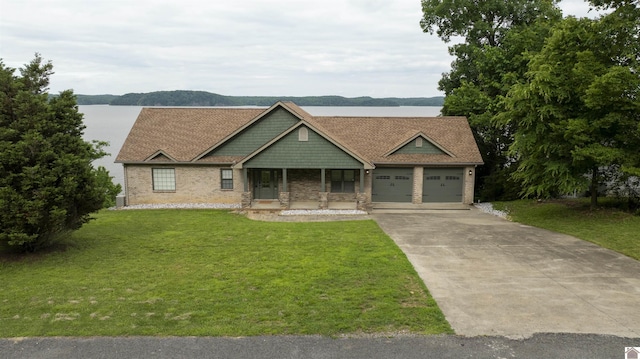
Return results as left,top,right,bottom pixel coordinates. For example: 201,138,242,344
0,54,107,251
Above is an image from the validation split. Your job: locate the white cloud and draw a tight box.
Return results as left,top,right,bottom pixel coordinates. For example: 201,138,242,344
0,0,601,98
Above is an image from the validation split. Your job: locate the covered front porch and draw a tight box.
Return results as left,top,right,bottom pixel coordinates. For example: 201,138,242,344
240,168,370,212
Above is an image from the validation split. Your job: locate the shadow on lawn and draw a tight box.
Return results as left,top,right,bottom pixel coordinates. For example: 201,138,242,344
0,234,84,262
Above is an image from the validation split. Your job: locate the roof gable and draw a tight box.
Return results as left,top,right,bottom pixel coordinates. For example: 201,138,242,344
145,150,177,162
385,133,452,157
193,102,312,161
198,107,298,159
236,121,373,169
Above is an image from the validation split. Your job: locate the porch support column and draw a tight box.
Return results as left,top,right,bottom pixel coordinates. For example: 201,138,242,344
243,168,248,192
320,168,326,192
282,168,287,192
279,168,290,209
241,167,251,209
359,168,365,192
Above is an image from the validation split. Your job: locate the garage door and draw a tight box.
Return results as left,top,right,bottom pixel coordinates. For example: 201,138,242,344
422,168,463,203
372,168,413,202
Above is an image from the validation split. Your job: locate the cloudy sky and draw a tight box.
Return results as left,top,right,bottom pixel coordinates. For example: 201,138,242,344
1,0,604,98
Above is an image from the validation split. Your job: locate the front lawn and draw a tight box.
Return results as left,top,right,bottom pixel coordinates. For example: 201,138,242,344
0,210,452,337
493,199,640,260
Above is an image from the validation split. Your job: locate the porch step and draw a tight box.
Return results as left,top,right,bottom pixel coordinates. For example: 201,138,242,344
250,200,281,210
249,201,358,211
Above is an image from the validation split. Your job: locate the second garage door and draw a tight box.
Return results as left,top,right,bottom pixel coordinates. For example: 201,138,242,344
422,168,464,202
372,168,413,202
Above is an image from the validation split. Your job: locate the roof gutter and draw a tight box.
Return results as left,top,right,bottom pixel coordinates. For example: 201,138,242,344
372,162,484,167
115,161,234,166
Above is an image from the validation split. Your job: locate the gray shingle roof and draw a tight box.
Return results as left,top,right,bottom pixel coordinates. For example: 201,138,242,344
307,116,483,165
116,103,483,166
116,108,263,163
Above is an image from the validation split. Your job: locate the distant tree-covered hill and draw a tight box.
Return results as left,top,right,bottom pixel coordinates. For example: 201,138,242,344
75,94,120,104
75,90,444,107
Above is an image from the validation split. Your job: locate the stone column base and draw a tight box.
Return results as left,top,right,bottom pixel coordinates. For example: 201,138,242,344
241,192,252,209
279,192,290,209
319,192,329,209
356,192,371,212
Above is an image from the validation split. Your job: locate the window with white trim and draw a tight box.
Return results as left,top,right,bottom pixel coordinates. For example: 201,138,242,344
152,168,175,191
416,137,423,147
221,169,233,189
331,170,355,193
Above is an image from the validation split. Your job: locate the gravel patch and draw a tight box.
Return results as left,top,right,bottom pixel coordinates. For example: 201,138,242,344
280,209,367,216
115,203,241,210
473,202,509,219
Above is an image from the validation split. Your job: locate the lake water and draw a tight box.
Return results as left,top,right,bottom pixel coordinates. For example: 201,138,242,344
80,105,444,191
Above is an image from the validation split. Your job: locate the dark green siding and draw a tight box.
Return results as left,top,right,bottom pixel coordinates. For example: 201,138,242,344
245,126,362,169
394,138,446,155
209,108,299,157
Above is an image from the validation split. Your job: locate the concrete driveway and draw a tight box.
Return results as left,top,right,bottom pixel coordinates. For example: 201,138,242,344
372,208,640,338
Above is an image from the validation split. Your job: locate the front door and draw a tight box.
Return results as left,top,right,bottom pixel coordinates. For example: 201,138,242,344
253,170,278,199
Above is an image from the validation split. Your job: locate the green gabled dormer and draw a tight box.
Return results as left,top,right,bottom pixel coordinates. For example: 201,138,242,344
241,124,365,169
386,133,453,156
195,103,302,160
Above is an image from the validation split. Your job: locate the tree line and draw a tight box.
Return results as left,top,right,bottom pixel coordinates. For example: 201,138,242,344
75,91,445,107
421,0,639,208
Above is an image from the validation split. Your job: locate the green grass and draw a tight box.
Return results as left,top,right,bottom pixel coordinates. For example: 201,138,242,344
493,199,640,260
0,210,452,337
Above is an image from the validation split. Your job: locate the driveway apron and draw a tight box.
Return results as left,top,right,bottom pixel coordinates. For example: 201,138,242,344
372,209,640,338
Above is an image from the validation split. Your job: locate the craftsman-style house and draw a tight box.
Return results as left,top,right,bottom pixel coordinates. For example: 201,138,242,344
116,101,483,211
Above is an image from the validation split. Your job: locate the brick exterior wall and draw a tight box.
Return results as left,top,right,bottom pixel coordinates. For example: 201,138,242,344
288,169,321,201
362,170,372,199
412,166,424,204
124,165,243,205
122,165,385,210
285,169,365,203
463,166,476,204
